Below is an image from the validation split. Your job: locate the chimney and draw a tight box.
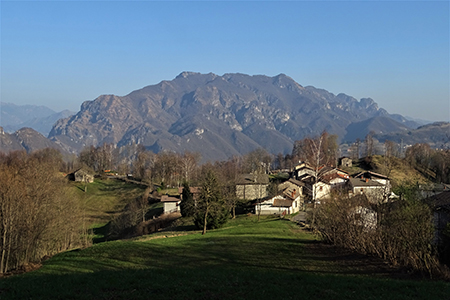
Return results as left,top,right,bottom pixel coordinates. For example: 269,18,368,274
365,178,369,183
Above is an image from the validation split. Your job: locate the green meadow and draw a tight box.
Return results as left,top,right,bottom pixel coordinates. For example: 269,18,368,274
1,215,449,300
71,178,147,226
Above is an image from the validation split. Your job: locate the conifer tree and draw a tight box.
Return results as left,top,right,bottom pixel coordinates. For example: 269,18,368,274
180,181,195,217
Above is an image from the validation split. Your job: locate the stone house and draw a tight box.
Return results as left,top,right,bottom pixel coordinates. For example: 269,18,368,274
278,178,305,196
236,174,269,200
348,177,387,204
67,168,94,183
339,156,352,167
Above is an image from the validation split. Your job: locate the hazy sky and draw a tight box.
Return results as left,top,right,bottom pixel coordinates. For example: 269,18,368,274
1,1,449,122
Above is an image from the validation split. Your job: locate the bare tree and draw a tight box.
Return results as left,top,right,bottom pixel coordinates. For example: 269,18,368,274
180,151,201,184
0,149,87,274
133,150,155,182
243,148,271,174
152,152,180,187
293,131,332,227
215,157,240,219
364,131,375,157
194,168,227,235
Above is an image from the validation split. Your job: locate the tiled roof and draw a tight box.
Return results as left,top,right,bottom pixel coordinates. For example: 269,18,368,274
283,188,300,200
236,174,269,185
273,198,294,207
288,178,305,187
161,195,181,202
354,171,389,180
349,178,384,187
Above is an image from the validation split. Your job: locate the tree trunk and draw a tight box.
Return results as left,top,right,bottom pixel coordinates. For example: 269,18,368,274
0,225,8,274
257,200,261,221
202,207,208,235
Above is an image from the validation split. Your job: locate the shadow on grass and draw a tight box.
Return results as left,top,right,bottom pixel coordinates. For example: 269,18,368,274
92,223,111,244
97,179,146,193
2,235,449,300
145,207,164,219
2,215,448,299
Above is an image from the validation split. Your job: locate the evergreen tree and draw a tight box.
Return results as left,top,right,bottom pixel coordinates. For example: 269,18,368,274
180,181,195,217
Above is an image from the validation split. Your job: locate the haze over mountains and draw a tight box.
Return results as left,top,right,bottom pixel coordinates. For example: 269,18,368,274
0,102,74,136
1,72,447,160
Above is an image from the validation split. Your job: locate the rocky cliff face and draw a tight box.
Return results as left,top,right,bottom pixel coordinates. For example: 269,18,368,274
48,72,418,161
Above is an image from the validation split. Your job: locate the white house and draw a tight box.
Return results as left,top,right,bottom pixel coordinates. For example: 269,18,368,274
354,171,390,192
294,162,315,180
256,193,301,215
300,175,332,202
161,195,181,214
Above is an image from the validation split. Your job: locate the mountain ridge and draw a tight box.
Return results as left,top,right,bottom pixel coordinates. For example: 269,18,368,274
47,72,422,161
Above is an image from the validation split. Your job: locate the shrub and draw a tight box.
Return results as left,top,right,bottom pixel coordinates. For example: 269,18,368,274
315,188,440,275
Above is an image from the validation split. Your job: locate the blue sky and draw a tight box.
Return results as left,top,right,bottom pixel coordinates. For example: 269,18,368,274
1,1,449,122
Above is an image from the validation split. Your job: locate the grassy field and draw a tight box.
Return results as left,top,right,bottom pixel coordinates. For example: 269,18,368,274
68,178,148,242
1,215,449,300
71,178,147,225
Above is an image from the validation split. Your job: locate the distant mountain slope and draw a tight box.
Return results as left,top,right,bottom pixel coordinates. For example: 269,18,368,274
4,110,75,137
1,102,75,136
1,102,56,126
389,114,426,129
343,116,410,142
0,127,67,154
48,72,423,161
376,122,450,148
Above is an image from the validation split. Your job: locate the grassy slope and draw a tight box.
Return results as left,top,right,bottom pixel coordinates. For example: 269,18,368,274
68,178,149,241
1,216,449,300
70,178,147,226
340,155,431,188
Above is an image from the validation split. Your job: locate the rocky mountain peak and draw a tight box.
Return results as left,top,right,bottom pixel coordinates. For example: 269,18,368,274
47,72,421,161
176,71,203,79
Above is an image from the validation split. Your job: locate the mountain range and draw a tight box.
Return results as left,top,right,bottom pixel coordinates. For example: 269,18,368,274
0,102,75,136
1,72,446,161
47,72,423,161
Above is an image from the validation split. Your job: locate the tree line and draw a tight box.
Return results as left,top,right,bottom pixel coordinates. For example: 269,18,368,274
1,134,448,273
0,149,88,274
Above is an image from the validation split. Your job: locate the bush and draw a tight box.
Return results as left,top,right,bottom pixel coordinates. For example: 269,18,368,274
315,188,440,275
